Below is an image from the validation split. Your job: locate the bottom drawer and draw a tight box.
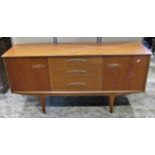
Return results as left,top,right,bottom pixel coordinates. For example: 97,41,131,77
52,77,103,91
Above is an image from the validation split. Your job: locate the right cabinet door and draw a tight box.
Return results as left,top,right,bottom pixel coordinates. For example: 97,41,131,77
103,56,150,91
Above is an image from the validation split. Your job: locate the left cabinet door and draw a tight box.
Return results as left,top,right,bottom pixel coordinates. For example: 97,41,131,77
5,58,51,91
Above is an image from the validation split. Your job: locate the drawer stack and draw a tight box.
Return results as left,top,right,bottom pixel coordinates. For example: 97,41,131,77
49,57,103,91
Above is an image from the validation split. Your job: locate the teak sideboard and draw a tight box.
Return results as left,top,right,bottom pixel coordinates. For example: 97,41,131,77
2,42,151,113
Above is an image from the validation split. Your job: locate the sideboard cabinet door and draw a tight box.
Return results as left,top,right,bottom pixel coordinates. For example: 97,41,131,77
103,56,150,91
127,56,150,90
5,58,51,91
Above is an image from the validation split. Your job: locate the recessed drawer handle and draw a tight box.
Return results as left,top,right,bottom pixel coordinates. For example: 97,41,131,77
32,64,46,69
66,58,88,62
66,70,86,73
67,82,86,86
108,63,121,67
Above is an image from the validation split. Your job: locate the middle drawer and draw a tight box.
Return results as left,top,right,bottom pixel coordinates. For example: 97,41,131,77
50,66,102,77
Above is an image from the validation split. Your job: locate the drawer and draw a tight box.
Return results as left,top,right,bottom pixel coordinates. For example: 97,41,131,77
50,66,102,77
52,77,103,91
49,57,103,68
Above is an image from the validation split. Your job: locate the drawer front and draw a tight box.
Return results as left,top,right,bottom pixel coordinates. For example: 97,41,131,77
49,57,103,91
49,57,103,68
52,77,103,91
50,66,102,77
5,58,51,91
103,56,150,90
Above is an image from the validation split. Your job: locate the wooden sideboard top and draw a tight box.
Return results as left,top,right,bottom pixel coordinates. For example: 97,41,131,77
2,42,151,58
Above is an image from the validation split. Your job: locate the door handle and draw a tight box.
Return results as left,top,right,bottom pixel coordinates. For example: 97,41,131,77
67,82,86,86
108,63,121,67
66,58,88,62
66,70,86,73
32,64,46,69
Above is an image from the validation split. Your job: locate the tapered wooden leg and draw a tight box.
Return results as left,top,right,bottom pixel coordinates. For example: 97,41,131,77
109,94,116,113
39,95,46,113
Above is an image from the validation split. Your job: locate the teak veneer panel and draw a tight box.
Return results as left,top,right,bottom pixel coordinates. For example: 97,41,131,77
49,57,103,67
5,58,51,91
50,65,103,77
103,55,150,91
49,57,103,91
2,42,151,58
51,76,103,91
49,57,103,77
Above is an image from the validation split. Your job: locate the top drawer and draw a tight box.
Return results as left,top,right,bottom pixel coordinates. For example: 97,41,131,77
49,57,103,67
